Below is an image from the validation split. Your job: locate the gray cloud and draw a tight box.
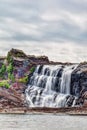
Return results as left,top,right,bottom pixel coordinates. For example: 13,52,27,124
0,0,87,62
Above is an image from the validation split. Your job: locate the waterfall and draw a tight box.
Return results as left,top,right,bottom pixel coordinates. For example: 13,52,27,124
26,64,78,108
60,65,78,94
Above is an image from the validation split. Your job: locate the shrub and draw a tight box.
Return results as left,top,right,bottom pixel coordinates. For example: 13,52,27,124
30,67,35,73
8,73,15,82
18,76,28,83
7,63,13,74
7,52,14,65
0,64,6,77
7,52,11,63
0,81,10,88
11,74,15,82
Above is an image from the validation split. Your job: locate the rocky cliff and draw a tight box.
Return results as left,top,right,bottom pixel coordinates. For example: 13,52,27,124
0,48,87,111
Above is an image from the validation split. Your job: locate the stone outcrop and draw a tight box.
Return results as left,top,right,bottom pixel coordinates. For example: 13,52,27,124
28,55,49,65
7,48,49,66
1,48,87,110
0,83,26,108
0,49,50,109
70,63,87,106
71,63,87,96
8,48,27,58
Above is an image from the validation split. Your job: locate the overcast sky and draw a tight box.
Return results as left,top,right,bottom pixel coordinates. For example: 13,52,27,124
0,0,87,62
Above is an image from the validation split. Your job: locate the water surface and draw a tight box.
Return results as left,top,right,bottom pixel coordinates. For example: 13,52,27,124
0,113,87,130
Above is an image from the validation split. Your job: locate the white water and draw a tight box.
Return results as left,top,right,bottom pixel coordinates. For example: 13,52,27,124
60,65,78,94
26,64,78,108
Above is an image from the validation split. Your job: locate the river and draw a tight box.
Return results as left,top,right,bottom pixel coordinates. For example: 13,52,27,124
0,113,87,130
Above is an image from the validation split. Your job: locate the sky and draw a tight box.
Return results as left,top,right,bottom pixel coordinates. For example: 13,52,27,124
0,0,87,62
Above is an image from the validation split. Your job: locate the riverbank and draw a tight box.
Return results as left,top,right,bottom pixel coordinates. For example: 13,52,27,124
0,107,87,115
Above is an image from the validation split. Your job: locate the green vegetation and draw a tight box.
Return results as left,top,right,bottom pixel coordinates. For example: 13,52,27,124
11,74,15,82
0,61,15,88
0,64,6,78
30,66,35,73
7,49,26,58
0,49,34,88
0,80,10,88
0,54,15,83
7,62,15,82
7,52,14,81
18,76,28,83
7,63,14,74
7,52,11,63
16,52,25,57
7,51,14,64
8,73,15,82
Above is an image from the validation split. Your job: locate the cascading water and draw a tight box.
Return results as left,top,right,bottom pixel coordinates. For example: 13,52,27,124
26,64,78,108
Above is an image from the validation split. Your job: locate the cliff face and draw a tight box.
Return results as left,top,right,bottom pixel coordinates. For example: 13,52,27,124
0,49,50,108
71,63,87,106
0,48,87,109
71,63,87,96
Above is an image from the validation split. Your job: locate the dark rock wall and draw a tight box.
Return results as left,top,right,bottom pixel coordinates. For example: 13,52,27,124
71,64,87,102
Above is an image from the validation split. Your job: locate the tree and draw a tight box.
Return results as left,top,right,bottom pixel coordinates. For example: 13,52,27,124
7,63,13,74
0,64,6,77
11,74,15,82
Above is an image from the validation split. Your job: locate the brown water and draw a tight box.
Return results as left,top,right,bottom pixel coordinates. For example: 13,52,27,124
0,114,87,130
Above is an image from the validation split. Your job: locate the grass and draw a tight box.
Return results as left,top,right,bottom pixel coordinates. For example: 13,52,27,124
18,76,28,83
0,80,10,88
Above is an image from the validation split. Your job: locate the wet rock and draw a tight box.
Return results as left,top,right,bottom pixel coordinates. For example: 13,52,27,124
66,95,75,107
38,65,43,74
71,63,87,97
